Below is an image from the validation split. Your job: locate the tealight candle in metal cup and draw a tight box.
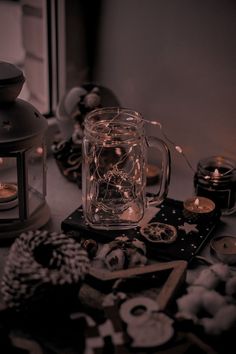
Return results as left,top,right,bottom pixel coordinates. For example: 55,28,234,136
0,183,18,210
210,235,236,265
183,196,215,222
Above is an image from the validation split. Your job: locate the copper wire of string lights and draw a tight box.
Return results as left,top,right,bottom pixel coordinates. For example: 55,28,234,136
87,116,142,216
86,115,177,220
143,119,236,178
90,116,194,208
143,119,196,173
84,111,236,225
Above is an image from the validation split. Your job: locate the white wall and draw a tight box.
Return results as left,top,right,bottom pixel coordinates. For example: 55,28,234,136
0,1,30,101
94,0,236,198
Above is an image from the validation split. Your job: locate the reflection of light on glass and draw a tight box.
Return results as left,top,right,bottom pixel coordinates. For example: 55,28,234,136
0,158,4,165
36,146,44,156
115,148,122,156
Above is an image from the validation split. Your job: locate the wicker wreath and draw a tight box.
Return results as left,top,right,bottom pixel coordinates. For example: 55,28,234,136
1,230,90,308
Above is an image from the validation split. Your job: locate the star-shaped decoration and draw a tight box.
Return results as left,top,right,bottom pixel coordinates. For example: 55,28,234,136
178,222,198,234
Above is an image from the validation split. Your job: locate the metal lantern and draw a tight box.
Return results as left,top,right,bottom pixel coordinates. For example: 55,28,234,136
0,61,50,240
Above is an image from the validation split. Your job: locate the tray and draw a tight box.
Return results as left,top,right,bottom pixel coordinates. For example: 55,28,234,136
62,198,221,263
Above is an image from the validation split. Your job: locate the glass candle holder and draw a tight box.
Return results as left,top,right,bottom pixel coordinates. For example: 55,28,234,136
194,156,236,215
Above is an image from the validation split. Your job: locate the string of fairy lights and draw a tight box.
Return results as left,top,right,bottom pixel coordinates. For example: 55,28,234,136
85,113,211,220
85,114,236,221
85,118,145,218
142,119,196,174
143,119,236,179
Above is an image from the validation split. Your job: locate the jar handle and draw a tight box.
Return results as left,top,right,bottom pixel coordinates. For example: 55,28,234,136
146,136,171,206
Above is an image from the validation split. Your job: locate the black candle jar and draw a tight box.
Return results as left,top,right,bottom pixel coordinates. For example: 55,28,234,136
194,156,236,215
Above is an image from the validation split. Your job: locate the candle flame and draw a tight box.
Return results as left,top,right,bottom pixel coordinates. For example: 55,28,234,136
194,198,200,207
213,168,221,177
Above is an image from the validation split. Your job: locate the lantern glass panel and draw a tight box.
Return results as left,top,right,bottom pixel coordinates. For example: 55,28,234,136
0,156,19,220
27,142,46,216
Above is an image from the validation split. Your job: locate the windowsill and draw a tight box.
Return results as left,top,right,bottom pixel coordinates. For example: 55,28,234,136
1,136,236,292
46,156,82,232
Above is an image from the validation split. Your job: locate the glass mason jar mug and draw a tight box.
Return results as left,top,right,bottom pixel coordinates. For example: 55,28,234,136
82,107,171,230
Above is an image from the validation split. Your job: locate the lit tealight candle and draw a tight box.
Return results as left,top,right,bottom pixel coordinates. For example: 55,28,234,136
0,183,18,210
184,196,215,214
183,196,215,221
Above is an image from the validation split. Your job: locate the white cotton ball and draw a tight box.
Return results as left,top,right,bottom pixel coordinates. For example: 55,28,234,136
200,317,222,335
132,238,147,255
214,304,236,331
187,286,207,295
177,293,202,315
202,290,226,316
175,311,198,322
225,276,236,297
210,263,231,281
193,268,220,289
129,252,147,267
104,249,125,271
201,304,236,335
96,244,113,259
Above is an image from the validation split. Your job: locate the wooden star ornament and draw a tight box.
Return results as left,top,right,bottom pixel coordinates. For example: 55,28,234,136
178,222,198,234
